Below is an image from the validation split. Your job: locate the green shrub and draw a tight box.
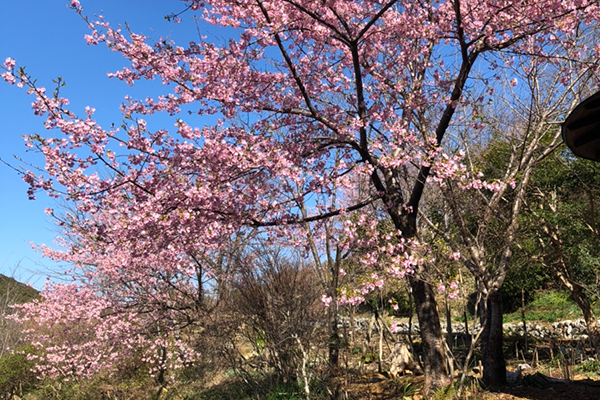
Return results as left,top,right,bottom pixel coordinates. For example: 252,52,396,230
398,381,417,399
504,290,582,323
193,373,331,400
431,383,456,400
362,352,378,364
262,383,303,400
576,359,600,373
0,345,38,398
21,366,160,400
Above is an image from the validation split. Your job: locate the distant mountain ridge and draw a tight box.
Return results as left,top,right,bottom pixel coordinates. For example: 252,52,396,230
0,274,39,305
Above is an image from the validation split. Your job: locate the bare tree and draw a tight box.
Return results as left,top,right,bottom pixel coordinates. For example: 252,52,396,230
422,30,600,386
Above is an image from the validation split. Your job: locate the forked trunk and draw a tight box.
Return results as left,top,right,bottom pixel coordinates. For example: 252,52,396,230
481,290,506,387
409,275,451,394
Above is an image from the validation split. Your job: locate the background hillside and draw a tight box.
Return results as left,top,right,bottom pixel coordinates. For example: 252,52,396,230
0,274,39,306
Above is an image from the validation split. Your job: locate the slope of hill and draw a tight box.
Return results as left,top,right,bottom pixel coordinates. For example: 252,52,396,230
0,274,39,305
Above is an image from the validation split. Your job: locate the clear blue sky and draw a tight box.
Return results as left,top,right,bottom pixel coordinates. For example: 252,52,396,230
0,1,208,287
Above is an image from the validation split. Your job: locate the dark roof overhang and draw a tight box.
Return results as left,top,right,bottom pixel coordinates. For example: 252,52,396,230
562,91,600,162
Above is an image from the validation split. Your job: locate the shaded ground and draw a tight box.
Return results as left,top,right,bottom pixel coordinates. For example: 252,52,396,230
489,381,600,400
490,371,600,400
340,370,600,399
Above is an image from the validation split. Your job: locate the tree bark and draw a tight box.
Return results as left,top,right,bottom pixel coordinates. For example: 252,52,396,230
409,275,451,394
328,248,341,368
384,209,451,394
481,290,506,387
328,297,340,368
446,298,454,351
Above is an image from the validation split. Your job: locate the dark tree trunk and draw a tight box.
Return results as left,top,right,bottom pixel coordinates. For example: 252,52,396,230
446,299,454,351
328,300,340,368
481,290,506,387
328,256,340,368
409,275,451,394
384,210,451,394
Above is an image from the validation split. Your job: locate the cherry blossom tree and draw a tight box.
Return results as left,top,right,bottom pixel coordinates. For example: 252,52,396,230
3,0,600,393
13,281,196,380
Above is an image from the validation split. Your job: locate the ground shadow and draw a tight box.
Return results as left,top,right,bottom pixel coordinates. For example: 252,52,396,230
492,377,600,400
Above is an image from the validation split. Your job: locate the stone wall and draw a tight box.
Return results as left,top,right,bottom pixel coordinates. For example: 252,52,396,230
340,317,596,340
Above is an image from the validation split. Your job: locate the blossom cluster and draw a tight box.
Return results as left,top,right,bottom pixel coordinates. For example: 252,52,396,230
11,281,198,378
